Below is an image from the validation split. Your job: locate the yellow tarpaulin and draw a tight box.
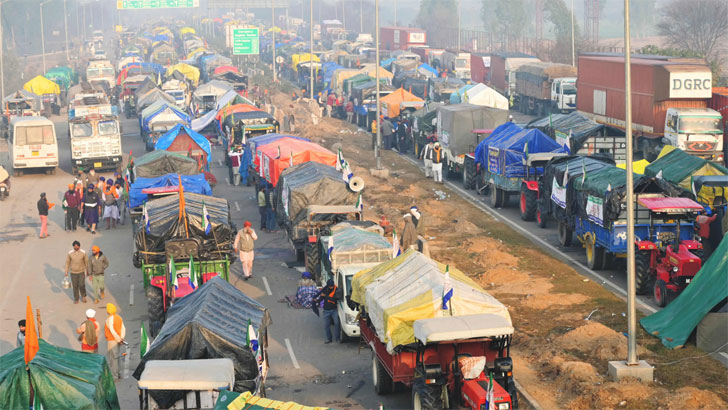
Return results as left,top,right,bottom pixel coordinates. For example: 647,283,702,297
23,75,60,95
357,64,393,80
166,63,200,86
226,391,329,410
616,159,650,174
180,27,196,35
330,69,361,94
351,250,511,353
291,53,320,72
381,87,423,117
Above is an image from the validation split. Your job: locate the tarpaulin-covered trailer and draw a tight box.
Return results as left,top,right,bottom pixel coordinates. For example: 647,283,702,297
133,150,201,179
256,137,337,187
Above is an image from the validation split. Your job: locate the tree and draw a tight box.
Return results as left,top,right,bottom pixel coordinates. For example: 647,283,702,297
543,0,581,64
657,0,728,63
481,0,530,39
631,0,657,38
416,0,458,47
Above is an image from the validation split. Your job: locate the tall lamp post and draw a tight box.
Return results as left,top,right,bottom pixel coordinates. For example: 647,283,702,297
40,0,54,74
272,0,277,83
63,0,70,62
374,0,381,169
0,0,13,104
309,0,314,99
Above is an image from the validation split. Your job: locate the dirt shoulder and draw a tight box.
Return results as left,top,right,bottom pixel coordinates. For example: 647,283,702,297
262,79,728,408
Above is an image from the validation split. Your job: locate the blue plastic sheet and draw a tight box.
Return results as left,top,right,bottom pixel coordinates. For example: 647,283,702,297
129,173,211,208
240,133,310,184
155,124,211,164
485,127,568,177
474,122,522,166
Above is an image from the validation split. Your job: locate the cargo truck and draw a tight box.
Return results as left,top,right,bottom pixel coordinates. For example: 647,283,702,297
68,92,122,173
577,53,724,163
85,60,115,90
514,62,577,116
708,87,728,165
380,27,427,51
440,51,471,81
488,52,540,99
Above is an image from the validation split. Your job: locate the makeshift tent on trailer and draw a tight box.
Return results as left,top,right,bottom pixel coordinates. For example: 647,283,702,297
527,111,607,153
128,173,212,209
23,75,60,95
133,277,270,408
380,87,424,118
155,124,212,167
214,391,329,410
242,134,310,185
165,63,200,86
438,104,510,159
0,339,120,410
350,250,512,353
320,224,391,278
133,150,200,179
133,192,234,263
136,88,176,111
640,236,728,348
449,84,475,104
474,122,523,166
256,137,337,187
644,147,728,206
464,83,509,110
484,127,568,178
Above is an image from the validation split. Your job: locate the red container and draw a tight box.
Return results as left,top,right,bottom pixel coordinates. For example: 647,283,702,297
709,87,728,129
470,53,490,84
487,52,538,95
380,27,427,51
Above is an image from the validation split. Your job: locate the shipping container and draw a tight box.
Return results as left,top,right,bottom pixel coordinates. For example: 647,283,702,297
488,52,539,96
380,27,427,51
470,53,491,84
709,87,728,164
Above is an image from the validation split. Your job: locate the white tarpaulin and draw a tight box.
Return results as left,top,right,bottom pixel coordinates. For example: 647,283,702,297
464,83,509,110
191,90,240,132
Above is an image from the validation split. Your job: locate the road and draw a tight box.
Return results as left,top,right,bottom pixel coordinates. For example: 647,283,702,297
0,112,410,409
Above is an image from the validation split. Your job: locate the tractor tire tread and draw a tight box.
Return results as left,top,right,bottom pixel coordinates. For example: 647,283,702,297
412,377,443,410
635,250,652,295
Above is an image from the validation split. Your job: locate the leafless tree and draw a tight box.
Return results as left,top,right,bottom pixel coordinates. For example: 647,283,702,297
657,0,728,62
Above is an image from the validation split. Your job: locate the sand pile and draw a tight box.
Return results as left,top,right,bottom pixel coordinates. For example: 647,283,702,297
565,380,653,409
522,293,589,309
666,387,728,410
557,322,646,360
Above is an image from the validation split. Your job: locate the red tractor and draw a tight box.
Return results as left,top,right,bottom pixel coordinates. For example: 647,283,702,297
634,197,705,307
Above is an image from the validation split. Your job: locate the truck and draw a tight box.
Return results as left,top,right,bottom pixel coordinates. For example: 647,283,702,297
708,87,728,165
162,78,191,109
514,62,577,116
380,27,427,51
85,60,115,91
68,91,122,172
320,19,346,44
488,52,540,99
351,250,517,409
439,51,471,81
577,53,724,163
470,53,491,84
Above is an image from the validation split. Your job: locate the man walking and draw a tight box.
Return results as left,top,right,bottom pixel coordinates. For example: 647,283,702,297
265,185,277,232
84,184,101,234
76,309,99,353
257,188,267,231
381,118,394,150
37,193,50,238
64,183,82,231
104,303,126,380
314,279,341,344
65,240,89,304
421,139,434,178
401,214,418,251
88,245,109,304
410,205,425,237
430,142,444,183
234,221,258,280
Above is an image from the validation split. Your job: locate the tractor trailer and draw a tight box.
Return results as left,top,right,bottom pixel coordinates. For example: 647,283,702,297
577,53,724,163
514,62,577,116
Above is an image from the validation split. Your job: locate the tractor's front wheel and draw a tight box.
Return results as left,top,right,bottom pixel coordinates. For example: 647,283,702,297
412,378,443,410
635,250,653,295
654,279,668,307
146,286,165,337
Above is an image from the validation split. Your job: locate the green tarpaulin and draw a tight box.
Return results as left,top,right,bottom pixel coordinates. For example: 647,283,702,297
640,236,728,349
644,148,728,185
0,339,120,410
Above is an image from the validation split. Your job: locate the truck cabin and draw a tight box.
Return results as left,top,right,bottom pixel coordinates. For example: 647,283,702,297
666,110,724,136
413,314,515,410
165,89,187,107
637,195,704,251
70,115,119,139
86,65,114,82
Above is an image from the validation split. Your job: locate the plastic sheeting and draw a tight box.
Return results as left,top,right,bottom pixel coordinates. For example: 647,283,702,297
134,150,200,179
351,250,511,353
132,277,270,408
191,90,241,132
381,87,423,118
640,236,728,348
241,134,309,184
485,128,568,178
128,173,212,209
155,124,212,163
438,104,510,158
0,339,120,410
327,227,391,254
165,63,200,86
256,138,337,187
527,111,606,153
644,148,728,206
141,101,191,131
214,391,329,410
464,83,509,110
193,80,233,100
133,192,233,263
23,75,60,95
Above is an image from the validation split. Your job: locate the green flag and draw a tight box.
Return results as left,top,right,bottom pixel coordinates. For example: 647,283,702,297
141,322,150,357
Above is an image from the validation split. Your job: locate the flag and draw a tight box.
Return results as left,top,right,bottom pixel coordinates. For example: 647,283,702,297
140,322,150,357
581,158,587,185
24,296,39,364
442,266,453,310
327,235,334,262
607,183,612,192
177,174,186,221
656,169,663,179
523,141,528,161
276,145,281,159
202,201,211,235
336,148,344,171
392,229,401,258
143,203,150,234
486,371,495,410
341,160,353,182
562,164,569,187
33,389,44,410
246,319,261,362
169,257,178,290
355,193,363,212
289,151,293,167
189,256,198,289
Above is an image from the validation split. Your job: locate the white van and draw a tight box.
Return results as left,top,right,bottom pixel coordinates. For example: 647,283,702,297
9,117,59,175
336,263,381,341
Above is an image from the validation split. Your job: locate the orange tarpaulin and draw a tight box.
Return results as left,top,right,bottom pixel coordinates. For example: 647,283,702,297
215,104,261,123
255,137,337,186
213,65,239,75
380,87,423,118
25,296,39,364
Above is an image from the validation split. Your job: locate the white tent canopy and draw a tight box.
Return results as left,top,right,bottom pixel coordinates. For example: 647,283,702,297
464,83,509,110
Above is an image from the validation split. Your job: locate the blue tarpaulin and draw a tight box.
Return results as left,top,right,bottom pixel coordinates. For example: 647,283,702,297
240,134,310,184
483,126,568,177
380,58,396,69
141,102,190,132
418,63,438,77
122,62,165,74
129,173,212,208
155,124,212,164
450,84,476,104
474,122,522,166
322,62,344,86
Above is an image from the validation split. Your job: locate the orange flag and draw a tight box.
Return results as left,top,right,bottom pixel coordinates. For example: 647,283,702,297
177,174,189,238
24,296,39,364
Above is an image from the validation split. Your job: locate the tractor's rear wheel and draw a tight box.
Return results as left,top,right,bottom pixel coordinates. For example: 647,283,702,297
586,238,604,270
411,378,443,410
463,159,476,190
654,279,668,307
372,353,394,395
558,222,572,247
305,241,321,283
489,184,504,208
635,250,653,295
519,185,537,221
146,286,165,337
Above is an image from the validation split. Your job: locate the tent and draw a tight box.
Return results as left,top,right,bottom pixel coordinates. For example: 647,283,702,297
44,67,75,91
644,147,728,206
155,124,212,166
3,89,41,112
474,122,523,166
133,277,270,408
526,111,607,153
291,53,320,71
438,104,510,158
193,80,233,100
320,224,392,277
464,83,509,110
256,137,337,187
485,128,568,178
137,88,176,111
640,236,728,348
380,87,424,118
23,75,60,95
134,150,200,179
242,134,310,184
449,84,475,104
616,159,650,175
214,391,329,410
180,26,196,35
350,250,512,353
165,63,200,86
128,173,212,209
141,101,191,132
0,339,120,410
191,90,244,132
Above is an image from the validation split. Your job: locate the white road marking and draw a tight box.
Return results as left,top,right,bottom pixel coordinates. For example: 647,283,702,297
284,338,300,369
402,156,658,314
129,284,134,306
262,276,272,295
234,201,241,212
218,159,223,167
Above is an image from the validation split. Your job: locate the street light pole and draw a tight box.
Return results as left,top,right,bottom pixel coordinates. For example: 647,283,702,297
375,0,381,170
571,0,575,66
458,0,461,50
309,0,314,99
40,0,52,74
0,0,8,104
63,0,70,62
394,0,397,26
272,0,277,83
359,0,363,33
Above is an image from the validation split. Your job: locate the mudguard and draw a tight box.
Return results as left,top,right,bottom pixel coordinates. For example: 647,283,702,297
635,240,658,251
680,239,702,250
522,180,539,192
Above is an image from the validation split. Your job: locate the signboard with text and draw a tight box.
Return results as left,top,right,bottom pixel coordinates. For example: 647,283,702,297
233,28,259,55
209,0,290,7
117,0,199,9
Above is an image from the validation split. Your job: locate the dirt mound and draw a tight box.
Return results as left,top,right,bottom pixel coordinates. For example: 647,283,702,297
454,219,482,235
557,322,646,360
557,360,600,383
666,387,728,410
566,380,653,410
522,293,589,310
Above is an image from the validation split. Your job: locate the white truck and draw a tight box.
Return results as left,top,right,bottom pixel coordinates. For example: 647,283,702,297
162,79,190,109
514,62,577,116
86,60,115,91
439,51,471,81
68,93,122,172
662,107,724,161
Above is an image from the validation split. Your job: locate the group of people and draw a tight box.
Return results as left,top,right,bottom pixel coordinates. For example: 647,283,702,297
420,138,445,183
370,115,413,153
65,240,110,304
257,184,278,233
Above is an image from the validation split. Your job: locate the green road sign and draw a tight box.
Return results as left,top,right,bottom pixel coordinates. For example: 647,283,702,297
233,28,260,56
117,0,199,9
